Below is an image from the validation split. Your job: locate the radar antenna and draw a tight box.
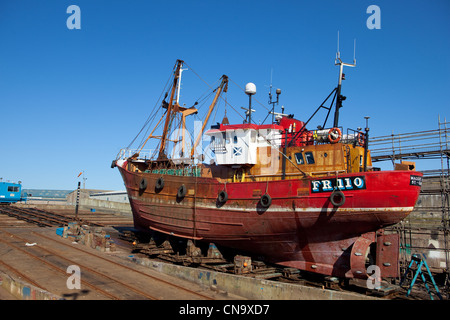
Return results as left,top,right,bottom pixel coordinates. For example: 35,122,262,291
286,33,358,148
267,69,282,123
333,31,356,128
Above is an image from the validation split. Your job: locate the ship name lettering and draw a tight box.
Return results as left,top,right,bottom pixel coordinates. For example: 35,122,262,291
410,175,422,186
344,178,353,189
311,176,366,193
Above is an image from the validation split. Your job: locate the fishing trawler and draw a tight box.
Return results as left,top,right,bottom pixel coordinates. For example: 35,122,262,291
112,55,422,279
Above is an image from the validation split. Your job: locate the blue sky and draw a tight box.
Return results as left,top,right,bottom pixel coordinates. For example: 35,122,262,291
1,0,449,191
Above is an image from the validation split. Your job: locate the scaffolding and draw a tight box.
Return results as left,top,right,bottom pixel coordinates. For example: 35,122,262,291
370,117,449,290
370,119,450,164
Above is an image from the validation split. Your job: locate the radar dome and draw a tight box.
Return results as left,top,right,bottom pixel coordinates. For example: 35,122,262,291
245,83,256,95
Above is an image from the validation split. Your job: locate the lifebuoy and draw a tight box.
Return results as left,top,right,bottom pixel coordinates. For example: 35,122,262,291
260,194,272,208
330,190,345,207
177,184,187,198
139,178,148,190
328,127,342,144
155,177,164,190
218,190,228,203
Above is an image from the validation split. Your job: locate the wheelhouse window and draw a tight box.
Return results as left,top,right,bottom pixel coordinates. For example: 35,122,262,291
305,152,315,164
7,186,19,192
294,153,304,165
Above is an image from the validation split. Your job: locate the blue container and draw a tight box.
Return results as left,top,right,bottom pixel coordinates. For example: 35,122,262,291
56,227,64,237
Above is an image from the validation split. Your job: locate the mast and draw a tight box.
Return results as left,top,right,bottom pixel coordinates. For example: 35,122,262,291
287,35,356,147
333,35,356,127
191,75,228,158
158,59,184,160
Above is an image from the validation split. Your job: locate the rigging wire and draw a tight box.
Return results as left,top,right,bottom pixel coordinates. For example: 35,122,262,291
127,64,176,150
126,60,290,162
228,77,271,113
183,61,247,123
129,59,283,155
183,65,305,175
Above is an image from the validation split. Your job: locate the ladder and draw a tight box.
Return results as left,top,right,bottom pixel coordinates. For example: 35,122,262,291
400,253,443,300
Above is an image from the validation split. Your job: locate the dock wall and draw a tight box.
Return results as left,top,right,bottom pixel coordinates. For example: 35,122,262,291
125,255,376,300
0,271,62,300
394,192,449,273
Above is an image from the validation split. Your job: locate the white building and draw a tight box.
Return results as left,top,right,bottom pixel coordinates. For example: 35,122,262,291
89,191,129,203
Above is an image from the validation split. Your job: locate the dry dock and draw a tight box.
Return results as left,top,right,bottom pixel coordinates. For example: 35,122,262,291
0,205,423,301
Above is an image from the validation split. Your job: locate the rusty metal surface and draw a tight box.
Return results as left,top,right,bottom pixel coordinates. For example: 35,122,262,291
348,233,374,278
376,232,400,278
118,163,422,280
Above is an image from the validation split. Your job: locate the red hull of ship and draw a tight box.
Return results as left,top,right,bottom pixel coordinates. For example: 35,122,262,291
118,163,421,279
